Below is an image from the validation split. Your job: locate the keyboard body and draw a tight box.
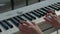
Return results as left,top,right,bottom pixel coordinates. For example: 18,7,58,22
0,0,60,34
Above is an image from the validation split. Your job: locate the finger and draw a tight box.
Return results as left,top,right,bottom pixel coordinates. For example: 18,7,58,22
44,17,60,29
46,16,57,24
45,13,53,17
54,15,59,19
22,23,31,30
31,22,36,25
45,14,53,20
45,13,50,17
48,13,58,21
48,10,56,15
53,15,58,20
44,17,55,24
48,10,54,13
48,13,56,18
44,17,57,27
46,13,56,20
19,23,22,29
19,23,27,29
19,23,24,30
20,20,30,25
46,13,56,17
19,24,23,31
44,17,53,23
19,24,28,32
44,17,59,25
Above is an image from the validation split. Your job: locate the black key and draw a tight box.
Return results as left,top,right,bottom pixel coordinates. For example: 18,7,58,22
51,4,59,9
44,7,55,11
40,8,48,12
22,14,32,21
37,9,46,14
56,3,60,6
17,16,27,24
44,7,56,13
34,10,43,17
48,5,58,10
51,4,60,11
54,4,60,10
17,16,25,21
43,7,48,10
8,18,19,27
36,9,45,16
57,2,60,4
0,29,2,32
30,11,41,18
44,7,52,10
2,20,13,28
13,17,20,23
26,13,36,19
13,16,24,24
0,22,9,30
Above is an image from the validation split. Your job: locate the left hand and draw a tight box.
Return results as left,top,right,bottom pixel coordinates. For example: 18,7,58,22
19,20,43,34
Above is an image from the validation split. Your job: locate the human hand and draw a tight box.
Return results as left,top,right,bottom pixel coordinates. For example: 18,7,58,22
19,21,43,34
44,11,60,29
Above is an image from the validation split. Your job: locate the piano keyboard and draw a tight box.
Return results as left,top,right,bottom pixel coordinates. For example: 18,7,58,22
0,0,60,34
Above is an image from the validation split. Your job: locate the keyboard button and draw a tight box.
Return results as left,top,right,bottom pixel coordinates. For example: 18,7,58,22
51,5,59,11
54,4,60,11
0,29,2,32
2,20,13,28
30,11,41,18
13,17,20,23
48,5,58,10
51,4,59,11
22,14,32,21
40,9,47,13
44,7,52,10
8,18,19,27
40,8,48,12
33,10,42,17
26,13,36,20
37,9,46,15
47,6,55,10
13,16,25,24
42,7,48,10
17,16,25,21
45,7,54,10
0,22,9,30
36,9,44,16
57,2,60,4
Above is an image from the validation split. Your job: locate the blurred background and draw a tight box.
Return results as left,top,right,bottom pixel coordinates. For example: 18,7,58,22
0,0,44,13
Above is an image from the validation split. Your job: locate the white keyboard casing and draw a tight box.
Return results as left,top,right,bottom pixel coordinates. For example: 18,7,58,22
0,0,60,34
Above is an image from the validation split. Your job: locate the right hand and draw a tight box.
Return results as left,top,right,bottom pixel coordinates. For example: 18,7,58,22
44,13,60,29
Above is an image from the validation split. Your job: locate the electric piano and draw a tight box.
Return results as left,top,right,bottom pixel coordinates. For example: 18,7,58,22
0,0,60,34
